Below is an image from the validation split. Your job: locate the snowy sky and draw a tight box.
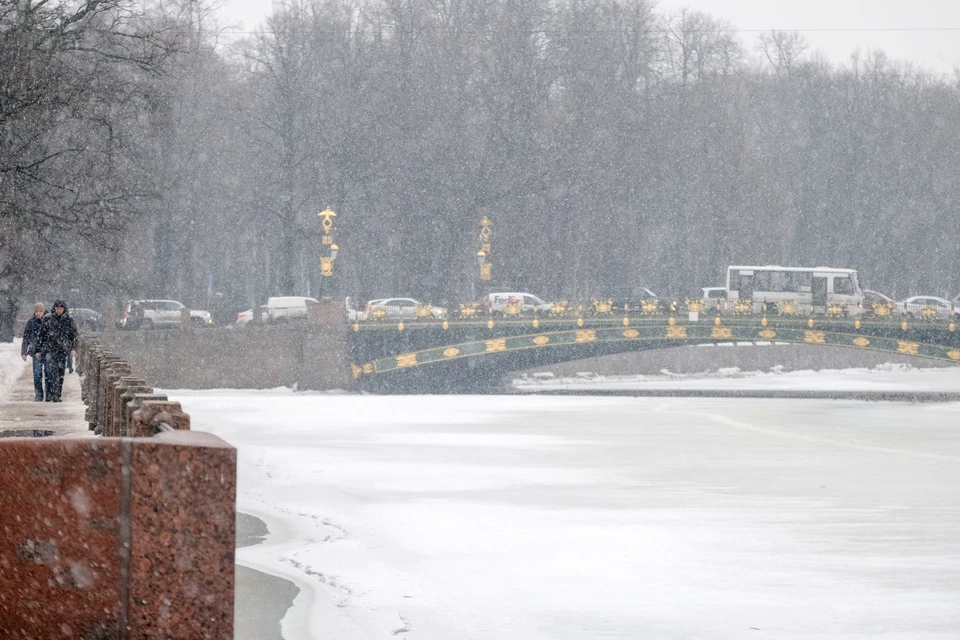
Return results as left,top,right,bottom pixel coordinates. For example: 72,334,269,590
218,0,960,75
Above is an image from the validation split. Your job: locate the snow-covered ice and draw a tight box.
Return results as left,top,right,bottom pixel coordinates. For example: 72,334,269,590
514,363,960,392
174,388,960,639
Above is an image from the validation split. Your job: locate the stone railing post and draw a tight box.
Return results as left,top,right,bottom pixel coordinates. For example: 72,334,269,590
98,362,132,434
130,400,191,438
124,394,170,435
107,377,148,437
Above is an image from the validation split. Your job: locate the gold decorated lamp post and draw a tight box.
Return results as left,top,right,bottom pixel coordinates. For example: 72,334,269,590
318,207,339,299
478,216,492,282
477,250,489,280
320,244,338,277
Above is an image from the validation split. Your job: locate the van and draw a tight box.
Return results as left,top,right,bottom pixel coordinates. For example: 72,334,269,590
701,287,726,300
236,296,318,326
264,296,318,323
122,299,213,329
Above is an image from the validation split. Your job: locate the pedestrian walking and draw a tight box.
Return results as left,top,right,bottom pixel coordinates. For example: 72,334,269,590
36,300,78,403
20,302,47,402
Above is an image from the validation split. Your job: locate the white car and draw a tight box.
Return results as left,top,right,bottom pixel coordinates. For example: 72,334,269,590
363,298,447,320
900,296,956,319
475,292,551,314
236,296,320,326
345,296,361,321
122,300,213,329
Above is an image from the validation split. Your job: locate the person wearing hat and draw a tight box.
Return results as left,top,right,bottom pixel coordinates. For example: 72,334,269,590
20,302,48,401
35,299,78,403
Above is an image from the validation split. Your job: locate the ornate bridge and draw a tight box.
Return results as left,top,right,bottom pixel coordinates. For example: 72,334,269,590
349,299,960,392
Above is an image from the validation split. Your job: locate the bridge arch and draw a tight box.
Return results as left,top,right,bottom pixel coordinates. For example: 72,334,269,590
353,321,960,392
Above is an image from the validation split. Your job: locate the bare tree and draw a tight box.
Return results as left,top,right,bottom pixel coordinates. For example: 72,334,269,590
756,30,808,78
0,0,172,337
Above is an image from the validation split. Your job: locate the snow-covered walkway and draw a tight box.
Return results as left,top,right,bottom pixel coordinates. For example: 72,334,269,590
0,342,87,437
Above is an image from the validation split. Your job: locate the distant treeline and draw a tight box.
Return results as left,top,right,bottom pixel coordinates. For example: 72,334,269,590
3,0,959,333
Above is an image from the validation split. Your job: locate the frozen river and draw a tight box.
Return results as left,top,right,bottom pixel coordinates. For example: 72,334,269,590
179,391,960,639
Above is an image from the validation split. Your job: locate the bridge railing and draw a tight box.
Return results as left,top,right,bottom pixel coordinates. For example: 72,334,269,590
353,298,959,323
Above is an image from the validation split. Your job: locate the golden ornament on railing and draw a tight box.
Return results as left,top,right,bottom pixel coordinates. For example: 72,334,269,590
826,302,846,317
872,304,891,317
459,303,479,317
734,299,753,314
641,299,660,314
777,299,798,315
592,300,613,314
371,307,387,320
414,304,434,318
685,299,704,313
550,301,569,315
920,305,939,320
503,301,523,315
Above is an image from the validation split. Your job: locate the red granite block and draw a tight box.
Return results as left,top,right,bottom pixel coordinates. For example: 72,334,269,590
0,439,123,640
124,394,169,436
0,433,236,639
115,384,153,437
126,431,236,639
129,400,191,438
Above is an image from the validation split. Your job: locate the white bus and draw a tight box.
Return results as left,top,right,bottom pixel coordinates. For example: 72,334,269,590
725,266,863,312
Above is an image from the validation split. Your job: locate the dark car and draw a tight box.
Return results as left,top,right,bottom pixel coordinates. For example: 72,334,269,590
70,307,105,331
589,287,669,313
863,290,896,315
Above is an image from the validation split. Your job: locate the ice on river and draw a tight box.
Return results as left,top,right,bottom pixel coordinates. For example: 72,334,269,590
174,390,960,639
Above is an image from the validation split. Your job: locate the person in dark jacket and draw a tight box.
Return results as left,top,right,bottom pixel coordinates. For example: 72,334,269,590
35,299,78,403
20,302,48,401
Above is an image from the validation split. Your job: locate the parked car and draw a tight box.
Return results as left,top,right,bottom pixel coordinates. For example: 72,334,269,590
235,308,256,326
70,308,105,332
236,296,322,326
863,289,897,314
121,299,213,329
900,295,956,319
589,288,669,313
475,292,551,315
345,296,361,321
264,296,319,323
363,298,447,320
